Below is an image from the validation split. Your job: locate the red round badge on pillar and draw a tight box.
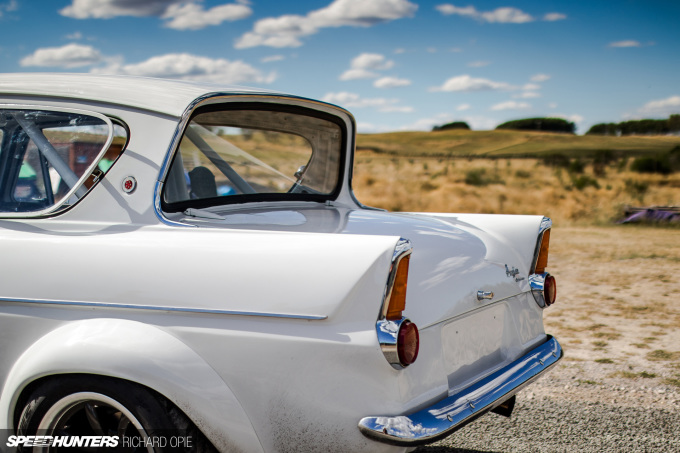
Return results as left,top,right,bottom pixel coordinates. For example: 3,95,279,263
122,176,137,194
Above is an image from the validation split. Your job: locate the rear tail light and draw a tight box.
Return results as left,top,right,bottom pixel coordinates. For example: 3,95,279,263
530,218,556,308
544,274,557,306
397,320,419,366
377,238,419,369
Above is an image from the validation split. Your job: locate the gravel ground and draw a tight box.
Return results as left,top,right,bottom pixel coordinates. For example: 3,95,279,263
413,359,680,453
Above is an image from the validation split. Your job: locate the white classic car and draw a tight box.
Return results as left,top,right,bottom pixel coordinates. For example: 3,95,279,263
0,73,561,453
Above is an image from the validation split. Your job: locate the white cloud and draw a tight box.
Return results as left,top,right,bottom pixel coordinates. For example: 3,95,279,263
467,60,490,68
61,0,178,18
162,2,252,30
436,4,533,23
431,74,514,92
530,73,550,82
261,55,285,63
481,7,533,23
235,0,417,48
394,48,406,54
340,53,394,80
339,68,379,80
522,83,541,91
638,95,680,116
608,40,642,48
513,92,541,99
352,53,394,70
65,31,83,40
322,91,412,112
456,103,471,111
91,53,276,84
490,100,531,111
374,76,411,88
543,12,566,21
0,0,18,16
548,102,558,109
60,1,252,30
437,4,566,24
20,44,103,68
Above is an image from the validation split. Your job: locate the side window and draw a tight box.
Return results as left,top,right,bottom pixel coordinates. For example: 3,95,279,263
0,109,127,215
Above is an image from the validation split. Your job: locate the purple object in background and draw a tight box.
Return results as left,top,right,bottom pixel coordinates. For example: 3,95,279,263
619,207,680,223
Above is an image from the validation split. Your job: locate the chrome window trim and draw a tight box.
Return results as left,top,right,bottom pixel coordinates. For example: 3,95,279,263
153,93,352,227
0,104,115,219
0,296,327,320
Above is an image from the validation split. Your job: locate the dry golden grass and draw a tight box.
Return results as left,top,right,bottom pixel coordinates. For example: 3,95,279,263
353,153,680,225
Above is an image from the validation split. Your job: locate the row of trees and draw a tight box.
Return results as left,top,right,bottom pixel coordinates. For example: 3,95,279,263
587,115,680,135
495,117,575,133
432,118,576,133
432,121,470,131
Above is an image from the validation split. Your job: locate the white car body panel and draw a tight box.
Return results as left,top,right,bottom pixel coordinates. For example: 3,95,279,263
0,74,561,452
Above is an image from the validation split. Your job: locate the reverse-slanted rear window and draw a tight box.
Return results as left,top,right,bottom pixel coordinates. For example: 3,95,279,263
162,105,344,210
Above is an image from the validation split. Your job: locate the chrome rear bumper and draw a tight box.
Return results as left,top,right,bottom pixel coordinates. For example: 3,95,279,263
358,335,563,446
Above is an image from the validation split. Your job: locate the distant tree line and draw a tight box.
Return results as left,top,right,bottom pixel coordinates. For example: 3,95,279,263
495,117,575,134
432,121,471,131
587,115,680,136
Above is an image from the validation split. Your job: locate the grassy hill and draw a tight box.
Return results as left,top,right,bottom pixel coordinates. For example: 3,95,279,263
356,129,680,158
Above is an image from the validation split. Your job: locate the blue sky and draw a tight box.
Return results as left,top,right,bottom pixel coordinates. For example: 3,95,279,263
1,0,679,134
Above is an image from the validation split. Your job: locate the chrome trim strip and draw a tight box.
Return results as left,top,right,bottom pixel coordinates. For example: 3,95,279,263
358,335,563,446
0,297,327,320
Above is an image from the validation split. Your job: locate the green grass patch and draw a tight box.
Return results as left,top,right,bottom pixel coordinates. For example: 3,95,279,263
647,350,679,361
595,358,615,364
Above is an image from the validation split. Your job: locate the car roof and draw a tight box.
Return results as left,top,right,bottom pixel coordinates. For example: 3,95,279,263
0,73,287,118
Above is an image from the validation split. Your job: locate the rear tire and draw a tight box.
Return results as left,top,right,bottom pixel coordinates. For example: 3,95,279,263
16,375,216,452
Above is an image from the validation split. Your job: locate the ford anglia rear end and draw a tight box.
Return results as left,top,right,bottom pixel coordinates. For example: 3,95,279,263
0,73,561,452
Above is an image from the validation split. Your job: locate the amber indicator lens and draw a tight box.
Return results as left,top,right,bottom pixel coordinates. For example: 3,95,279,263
397,320,419,366
544,275,557,306
386,255,410,320
534,229,550,274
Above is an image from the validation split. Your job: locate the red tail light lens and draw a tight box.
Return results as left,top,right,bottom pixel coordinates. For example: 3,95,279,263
397,320,419,366
544,275,557,306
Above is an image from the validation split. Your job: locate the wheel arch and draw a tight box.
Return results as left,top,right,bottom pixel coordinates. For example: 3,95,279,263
0,318,264,453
